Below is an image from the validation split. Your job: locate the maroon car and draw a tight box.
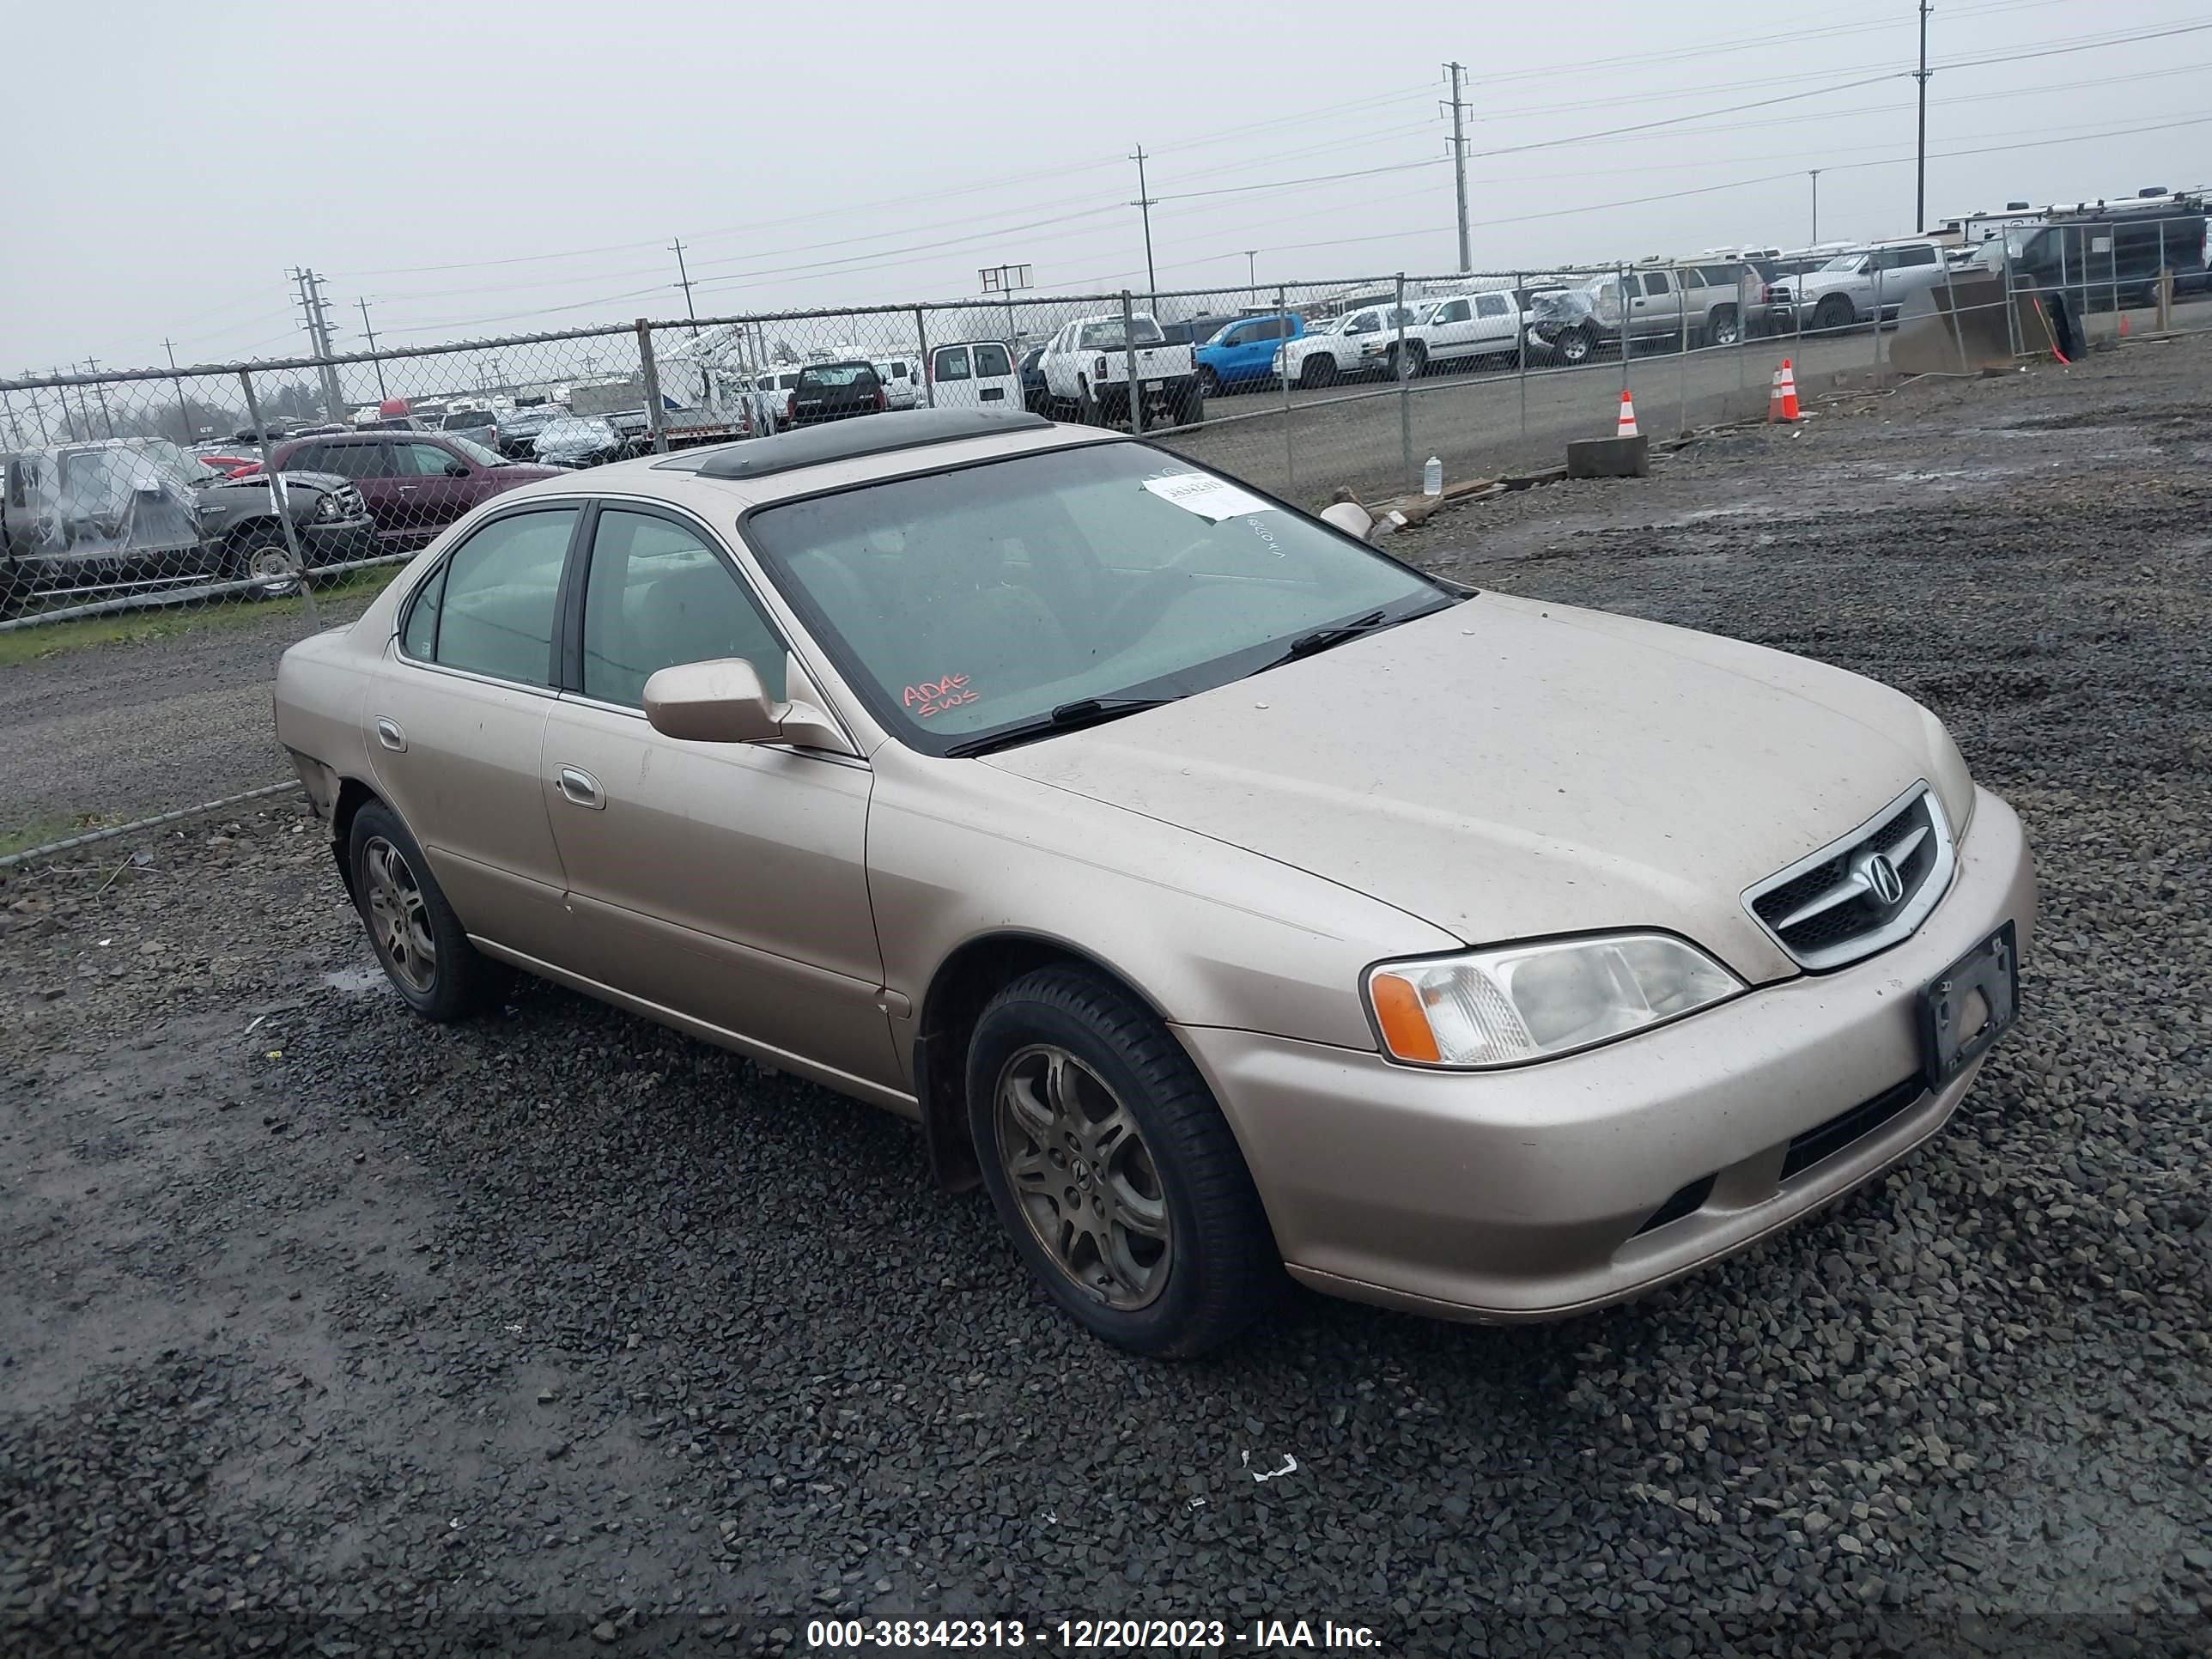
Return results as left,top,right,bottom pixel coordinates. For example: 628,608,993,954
261,432,562,550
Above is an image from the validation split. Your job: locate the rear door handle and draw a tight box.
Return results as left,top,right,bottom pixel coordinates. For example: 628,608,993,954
374,717,406,752
556,766,605,810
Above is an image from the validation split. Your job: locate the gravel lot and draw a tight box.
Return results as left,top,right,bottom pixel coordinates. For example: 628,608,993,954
3,336,2209,1656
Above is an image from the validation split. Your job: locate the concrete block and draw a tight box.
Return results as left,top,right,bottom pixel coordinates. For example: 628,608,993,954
1565,434,1650,479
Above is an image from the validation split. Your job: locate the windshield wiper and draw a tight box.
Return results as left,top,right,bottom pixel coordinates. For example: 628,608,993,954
1278,610,1389,662
944,696,1178,758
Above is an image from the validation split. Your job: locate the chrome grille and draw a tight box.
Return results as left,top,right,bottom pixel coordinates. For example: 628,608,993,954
332,484,367,520
1744,783,1954,970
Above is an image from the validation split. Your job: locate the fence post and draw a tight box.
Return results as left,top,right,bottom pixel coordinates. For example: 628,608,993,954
2157,220,2172,331
1872,263,1887,376
1618,266,1632,402
1119,291,1144,437
238,367,319,633
915,307,934,409
1394,273,1413,489
1938,246,1971,376
1276,284,1295,491
2002,242,2022,360
1675,264,1688,436
635,319,668,455
1515,270,1529,441
2107,223,2120,339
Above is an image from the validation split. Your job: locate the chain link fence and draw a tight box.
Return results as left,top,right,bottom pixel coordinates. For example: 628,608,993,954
2,211,2206,852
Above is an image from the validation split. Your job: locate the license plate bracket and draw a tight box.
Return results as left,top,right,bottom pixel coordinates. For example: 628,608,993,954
1145,380,1164,392
1917,920,2019,1089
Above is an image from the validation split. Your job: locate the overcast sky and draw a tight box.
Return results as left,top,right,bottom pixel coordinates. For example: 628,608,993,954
3,0,2205,377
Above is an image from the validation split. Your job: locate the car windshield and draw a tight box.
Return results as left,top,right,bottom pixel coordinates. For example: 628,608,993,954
1820,253,1868,272
57,445,193,513
540,418,613,442
744,441,1454,756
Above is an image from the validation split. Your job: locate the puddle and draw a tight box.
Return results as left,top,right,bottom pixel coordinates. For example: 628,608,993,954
324,965,387,994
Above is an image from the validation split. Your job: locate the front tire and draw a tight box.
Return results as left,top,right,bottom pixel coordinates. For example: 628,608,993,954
1814,295,1855,333
222,526,301,598
967,967,1280,1358
1557,326,1595,366
1298,356,1336,389
1076,380,1103,426
348,801,510,1022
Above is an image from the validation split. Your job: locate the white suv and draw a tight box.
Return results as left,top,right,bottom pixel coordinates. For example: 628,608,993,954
1273,302,1424,387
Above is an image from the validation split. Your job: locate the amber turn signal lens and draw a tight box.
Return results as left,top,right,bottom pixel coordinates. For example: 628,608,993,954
1369,971,1442,1064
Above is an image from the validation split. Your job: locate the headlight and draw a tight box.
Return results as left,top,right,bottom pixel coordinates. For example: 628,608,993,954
313,493,340,521
1365,933,1743,1068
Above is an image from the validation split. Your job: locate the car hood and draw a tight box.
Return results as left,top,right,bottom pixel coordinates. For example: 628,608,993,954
981,594,1959,983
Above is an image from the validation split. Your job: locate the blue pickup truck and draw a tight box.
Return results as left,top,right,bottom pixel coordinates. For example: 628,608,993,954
1193,313,1304,394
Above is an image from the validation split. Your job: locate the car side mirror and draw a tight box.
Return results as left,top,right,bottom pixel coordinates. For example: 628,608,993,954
445,462,471,478
642,657,853,753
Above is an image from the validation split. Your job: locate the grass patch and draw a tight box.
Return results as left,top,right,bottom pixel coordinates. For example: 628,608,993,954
0,567,398,668
0,810,125,860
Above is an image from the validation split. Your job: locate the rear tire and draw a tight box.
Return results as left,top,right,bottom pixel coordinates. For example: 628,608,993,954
1170,381,1206,427
1707,307,1741,348
347,801,512,1022
1196,366,1220,397
1557,326,1595,366
1076,380,1103,426
966,966,1281,1358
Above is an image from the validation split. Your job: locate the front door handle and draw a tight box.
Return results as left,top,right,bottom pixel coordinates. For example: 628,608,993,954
556,766,605,810
374,717,406,752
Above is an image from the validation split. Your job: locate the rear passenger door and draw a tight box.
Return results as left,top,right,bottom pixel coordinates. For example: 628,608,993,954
367,503,582,966
930,344,977,409
539,504,897,1091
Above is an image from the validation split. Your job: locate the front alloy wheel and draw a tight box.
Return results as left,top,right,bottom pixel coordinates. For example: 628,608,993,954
967,966,1280,1356
994,1044,1171,1310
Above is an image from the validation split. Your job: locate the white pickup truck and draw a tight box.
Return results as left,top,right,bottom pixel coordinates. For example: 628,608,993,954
1272,301,1425,387
1037,313,1206,428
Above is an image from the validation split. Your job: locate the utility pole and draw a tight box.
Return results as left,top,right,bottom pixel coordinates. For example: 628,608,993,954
290,268,347,422
1810,169,1823,246
1243,250,1258,306
1129,146,1158,304
1914,1,1933,232
356,298,390,400
162,339,195,442
670,238,700,336
82,359,116,439
1443,62,1472,273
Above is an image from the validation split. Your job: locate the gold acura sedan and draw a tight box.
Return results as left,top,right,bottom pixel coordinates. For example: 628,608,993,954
276,409,2034,1356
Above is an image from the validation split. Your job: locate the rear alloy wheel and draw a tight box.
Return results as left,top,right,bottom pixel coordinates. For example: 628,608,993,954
1196,366,1221,397
968,967,1280,1357
348,801,510,1021
1708,307,1741,348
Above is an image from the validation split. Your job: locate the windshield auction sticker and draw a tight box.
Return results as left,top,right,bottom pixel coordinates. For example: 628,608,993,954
1141,472,1274,523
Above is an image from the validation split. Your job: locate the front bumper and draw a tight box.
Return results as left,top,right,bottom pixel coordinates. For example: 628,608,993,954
301,519,378,568
1177,785,2036,1323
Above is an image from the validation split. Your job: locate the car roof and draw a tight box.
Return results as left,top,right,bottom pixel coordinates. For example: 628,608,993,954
489,412,1112,514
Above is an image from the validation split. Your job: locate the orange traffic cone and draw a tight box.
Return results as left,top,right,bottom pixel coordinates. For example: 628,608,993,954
2119,312,2130,337
1771,359,1802,423
1615,389,1638,438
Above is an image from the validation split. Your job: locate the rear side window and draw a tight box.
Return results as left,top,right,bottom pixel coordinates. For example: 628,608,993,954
1476,294,1510,318
428,507,577,687
935,346,973,381
1896,245,1939,266
973,343,1013,376
1642,271,1672,295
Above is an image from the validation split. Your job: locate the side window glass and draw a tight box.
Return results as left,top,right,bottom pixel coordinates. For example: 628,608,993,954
973,343,1013,377
1477,294,1510,318
407,443,463,477
1346,312,1377,335
1643,271,1672,295
400,558,447,659
342,443,399,480
936,347,973,381
581,510,786,709
289,445,326,473
431,507,576,687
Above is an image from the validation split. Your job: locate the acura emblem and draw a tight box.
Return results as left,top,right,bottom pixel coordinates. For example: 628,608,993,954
1857,851,1905,907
